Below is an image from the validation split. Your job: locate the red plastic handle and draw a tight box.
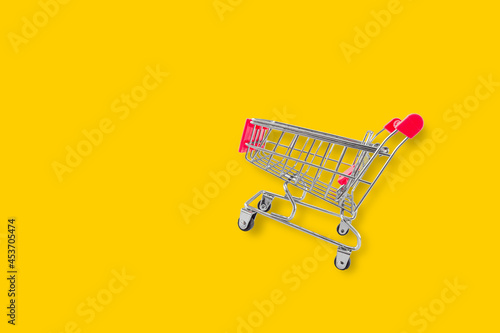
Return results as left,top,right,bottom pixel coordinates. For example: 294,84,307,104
238,119,253,153
238,119,267,153
384,118,401,133
395,114,424,138
337,165,355,186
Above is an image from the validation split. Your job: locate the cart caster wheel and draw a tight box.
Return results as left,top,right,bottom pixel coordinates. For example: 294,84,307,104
238,215,255,232
258,200,272,213
337,224,349,236
334,256,351,270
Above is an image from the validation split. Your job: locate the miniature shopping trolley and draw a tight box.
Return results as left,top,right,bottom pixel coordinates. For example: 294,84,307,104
237,114,423,270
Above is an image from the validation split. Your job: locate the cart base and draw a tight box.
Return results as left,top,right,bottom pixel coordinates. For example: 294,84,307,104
239,184,360,270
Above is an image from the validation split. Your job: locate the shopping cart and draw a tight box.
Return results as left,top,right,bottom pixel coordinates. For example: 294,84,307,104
237,114,423,270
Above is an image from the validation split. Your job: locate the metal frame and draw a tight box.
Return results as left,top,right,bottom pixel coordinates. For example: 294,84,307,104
238,118,413,270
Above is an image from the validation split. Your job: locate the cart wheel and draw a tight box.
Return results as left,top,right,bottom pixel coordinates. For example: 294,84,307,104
258,200,272,213
334,256,351,270
337,224,349,236
238,215,255,232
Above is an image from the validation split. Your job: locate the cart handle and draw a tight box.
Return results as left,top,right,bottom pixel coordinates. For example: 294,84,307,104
384,118,401,133
338,117,402,185
239,119,268,153
395,114,424,138
337,114,424,185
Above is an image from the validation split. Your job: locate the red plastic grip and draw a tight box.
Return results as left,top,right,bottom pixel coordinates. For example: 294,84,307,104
384,118,401,132
238,119,267,153
395,114,424,138
337,165,355,186
239,119,253,153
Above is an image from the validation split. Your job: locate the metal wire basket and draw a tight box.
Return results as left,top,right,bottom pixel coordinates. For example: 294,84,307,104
237,114,424,270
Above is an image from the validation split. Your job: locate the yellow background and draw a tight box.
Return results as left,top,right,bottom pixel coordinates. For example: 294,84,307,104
1,0,499,332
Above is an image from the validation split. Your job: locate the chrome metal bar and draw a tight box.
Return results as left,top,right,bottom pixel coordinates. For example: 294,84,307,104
246,143,371,184
357,137,408,207
289,137,310,176
242,189,361,251
280,134,299,176
349,130,397,186
251,119,389,154
239,119,416,267
310,143,332,191
264,131,284,170
296,139,316,181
